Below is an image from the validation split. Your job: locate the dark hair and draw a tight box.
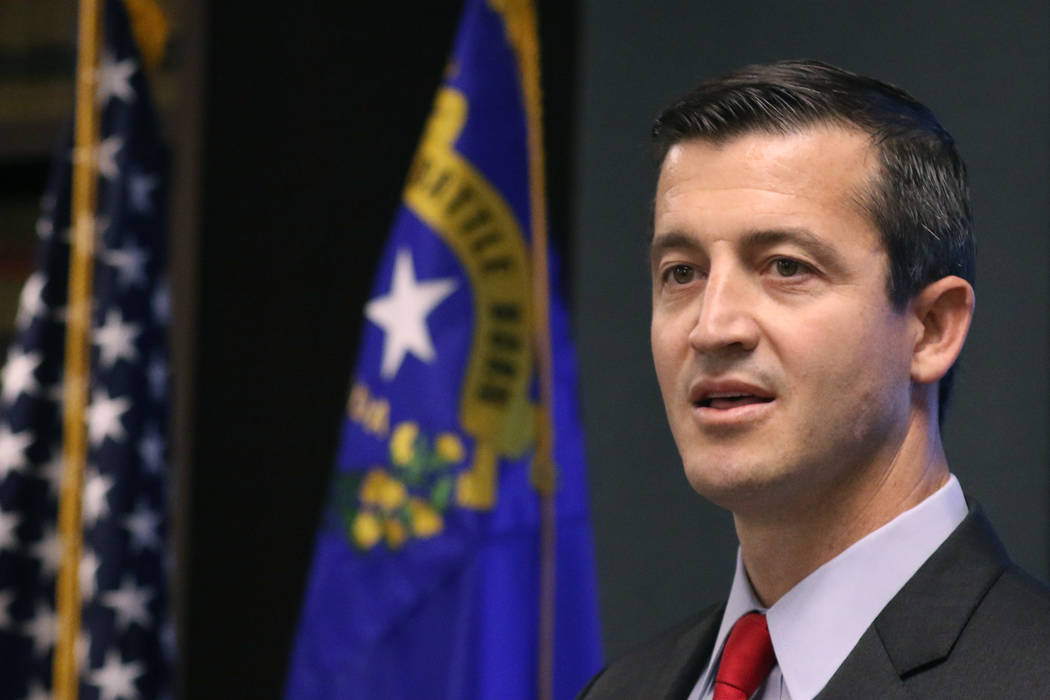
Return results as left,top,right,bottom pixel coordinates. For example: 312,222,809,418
652,59,974,419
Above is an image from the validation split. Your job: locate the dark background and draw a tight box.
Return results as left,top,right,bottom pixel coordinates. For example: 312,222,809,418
112,0,1050,696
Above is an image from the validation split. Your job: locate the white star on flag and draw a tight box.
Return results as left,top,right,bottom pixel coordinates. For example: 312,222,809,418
103,577,153,631
128,172,159,213
35,215,54,239
24,682,50,700
88,650,145,700
0,347,42,403
24,603,57,655
365,248,457,379
152,283,170,323
87,389,131,446
80,549,101,599
103,243,149,288
31,528,62,577
124,501,162,551
97,136,124,180
96,51,137,104
147,358,168,400
94,309,141,367
139,427,164,474
0,426,32,479
14,273,47,329
160,619,177,664
0,510,19,550
83,470,115,527
75,629,92,672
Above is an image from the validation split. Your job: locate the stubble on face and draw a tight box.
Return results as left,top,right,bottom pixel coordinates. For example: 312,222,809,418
650,126,918,520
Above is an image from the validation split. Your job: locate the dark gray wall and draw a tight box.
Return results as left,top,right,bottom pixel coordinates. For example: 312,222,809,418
573,0,1050,659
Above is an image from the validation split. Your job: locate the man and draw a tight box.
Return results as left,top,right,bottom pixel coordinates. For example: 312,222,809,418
578,60,1050,699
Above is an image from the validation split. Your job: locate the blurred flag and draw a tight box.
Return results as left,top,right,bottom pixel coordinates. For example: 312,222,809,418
285,0,603,698
0,1,173,698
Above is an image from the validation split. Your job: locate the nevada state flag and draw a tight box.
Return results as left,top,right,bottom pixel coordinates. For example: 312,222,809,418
285,1,603,698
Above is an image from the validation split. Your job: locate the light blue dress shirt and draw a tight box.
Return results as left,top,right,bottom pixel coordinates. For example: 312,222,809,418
688,474,968,700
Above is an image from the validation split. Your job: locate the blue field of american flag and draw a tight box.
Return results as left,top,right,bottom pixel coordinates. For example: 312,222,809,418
0,1,173,698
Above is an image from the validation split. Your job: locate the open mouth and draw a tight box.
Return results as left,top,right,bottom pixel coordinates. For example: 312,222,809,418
696,394,775,410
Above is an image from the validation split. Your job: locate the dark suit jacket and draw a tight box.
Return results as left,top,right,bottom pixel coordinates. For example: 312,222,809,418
578,505,1050,699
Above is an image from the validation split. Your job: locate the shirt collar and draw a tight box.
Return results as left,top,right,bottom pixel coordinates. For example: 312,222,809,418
694,474,968,700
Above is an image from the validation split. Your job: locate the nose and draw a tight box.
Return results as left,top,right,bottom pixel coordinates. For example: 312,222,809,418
687,267,760,355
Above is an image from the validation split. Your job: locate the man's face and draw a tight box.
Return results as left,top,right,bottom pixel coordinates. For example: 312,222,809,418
650,126,918,516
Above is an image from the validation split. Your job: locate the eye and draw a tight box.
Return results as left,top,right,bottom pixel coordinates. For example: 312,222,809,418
667,264,695,284
773,258,803,277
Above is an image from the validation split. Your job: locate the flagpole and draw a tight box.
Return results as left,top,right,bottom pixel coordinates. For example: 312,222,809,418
510,1,558,698
53,0,104,696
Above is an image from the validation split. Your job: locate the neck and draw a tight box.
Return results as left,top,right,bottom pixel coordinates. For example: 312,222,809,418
734,409,950,607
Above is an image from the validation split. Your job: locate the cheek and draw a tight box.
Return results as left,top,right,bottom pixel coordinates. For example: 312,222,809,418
650,315,683,384
850,309,913,381
799,310,913,423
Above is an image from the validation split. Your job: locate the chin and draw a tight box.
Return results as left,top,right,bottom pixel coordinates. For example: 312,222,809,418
681,455,789,512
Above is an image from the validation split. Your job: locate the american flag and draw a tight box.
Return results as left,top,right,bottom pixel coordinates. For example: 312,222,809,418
0,1,173,698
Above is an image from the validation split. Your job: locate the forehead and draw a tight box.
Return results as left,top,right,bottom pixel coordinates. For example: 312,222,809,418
654,126,880,243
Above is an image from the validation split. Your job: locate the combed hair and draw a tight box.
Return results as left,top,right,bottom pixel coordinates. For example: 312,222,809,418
652,59,975,418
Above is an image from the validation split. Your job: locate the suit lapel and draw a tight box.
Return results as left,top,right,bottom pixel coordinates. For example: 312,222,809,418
816,625,911,699
818,503,1009,697
874,505,1009,675
658,602,725,698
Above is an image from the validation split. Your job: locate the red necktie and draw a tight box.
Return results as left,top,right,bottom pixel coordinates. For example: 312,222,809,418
713,612,777,700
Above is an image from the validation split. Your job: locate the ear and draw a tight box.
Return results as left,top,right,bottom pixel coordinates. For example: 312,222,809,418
909,276,975,384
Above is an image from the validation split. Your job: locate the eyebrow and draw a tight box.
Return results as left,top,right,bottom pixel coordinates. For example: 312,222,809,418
741,228,849,274
650,227,849,274
649,231,703,260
